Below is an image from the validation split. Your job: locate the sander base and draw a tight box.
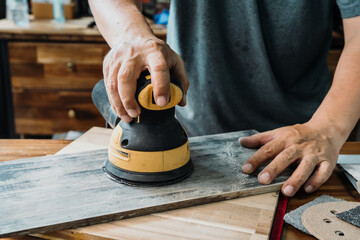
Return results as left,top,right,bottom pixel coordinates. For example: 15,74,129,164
103,159,194,187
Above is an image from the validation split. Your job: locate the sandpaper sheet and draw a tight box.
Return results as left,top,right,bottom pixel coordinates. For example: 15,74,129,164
337,205,360,228
0,130,291,237
283,195,344,234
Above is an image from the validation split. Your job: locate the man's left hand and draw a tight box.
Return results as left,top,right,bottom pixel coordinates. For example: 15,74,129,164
240,123,342,197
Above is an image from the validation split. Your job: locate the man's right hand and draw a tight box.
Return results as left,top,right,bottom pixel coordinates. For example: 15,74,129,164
103,37,189,123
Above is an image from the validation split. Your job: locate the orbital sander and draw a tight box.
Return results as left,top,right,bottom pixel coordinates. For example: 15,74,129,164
92,71,193,186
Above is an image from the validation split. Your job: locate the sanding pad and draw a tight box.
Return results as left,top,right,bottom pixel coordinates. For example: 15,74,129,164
284,195,343,234
302,201,360,240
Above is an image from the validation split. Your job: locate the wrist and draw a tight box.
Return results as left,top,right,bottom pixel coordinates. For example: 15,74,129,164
108,9,156,47
305,117,349,151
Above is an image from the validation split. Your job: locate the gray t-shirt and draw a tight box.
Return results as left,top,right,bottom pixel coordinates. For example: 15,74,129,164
167,0,360,137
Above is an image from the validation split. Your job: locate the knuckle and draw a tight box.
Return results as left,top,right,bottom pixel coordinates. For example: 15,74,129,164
152,61,168,72
267,165,278,175
292,174,306,185
118,70,131,81
303,158,316,169
146,39,166,50
282,146,298,162
262,144,274,157
122,97,135,108
106,82,118,93
118,67,131,83
317,174,328,184
183,79,190,90
322,165,333,179
117,107,127,116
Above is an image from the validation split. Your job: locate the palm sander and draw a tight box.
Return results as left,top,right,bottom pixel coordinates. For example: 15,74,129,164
92,71,193,186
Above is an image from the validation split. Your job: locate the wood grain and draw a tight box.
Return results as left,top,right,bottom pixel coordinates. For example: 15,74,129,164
9,42,108,91
44,127,280,240
13,91,105,135
8,41,108,135
0,140,70,162
0,130,291,237
36,193,279,240
1,128,280,240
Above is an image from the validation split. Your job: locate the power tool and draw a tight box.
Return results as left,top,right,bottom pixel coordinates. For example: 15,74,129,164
92,71,193,186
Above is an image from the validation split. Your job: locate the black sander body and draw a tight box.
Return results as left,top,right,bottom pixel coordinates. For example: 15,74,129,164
92,71,193,186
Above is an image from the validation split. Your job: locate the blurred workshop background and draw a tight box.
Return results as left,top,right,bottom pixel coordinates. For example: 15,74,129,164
0,0,169,140
0,0,355,140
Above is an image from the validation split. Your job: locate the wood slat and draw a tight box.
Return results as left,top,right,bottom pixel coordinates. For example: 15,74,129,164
13,91,104,135
37,193,278,240
0,139,71,162
37,43,109,64
0,130,291,237
11,63,103,90
8,43,37,63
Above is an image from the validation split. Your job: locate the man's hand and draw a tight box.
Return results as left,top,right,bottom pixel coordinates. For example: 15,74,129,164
89,0,188,123
103,37,189,122
240,123,342,197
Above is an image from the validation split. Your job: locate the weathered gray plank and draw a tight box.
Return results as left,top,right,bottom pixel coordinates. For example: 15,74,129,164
0,130,291,237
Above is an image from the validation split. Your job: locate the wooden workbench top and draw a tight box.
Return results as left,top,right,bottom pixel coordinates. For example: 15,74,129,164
1,139,359,240
0,17,167,41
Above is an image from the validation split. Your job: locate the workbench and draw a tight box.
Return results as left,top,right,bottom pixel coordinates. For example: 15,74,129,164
1,136,359,240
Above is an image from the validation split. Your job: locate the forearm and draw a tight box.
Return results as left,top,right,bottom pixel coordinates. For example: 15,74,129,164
89,0,155,47
308,32,360,146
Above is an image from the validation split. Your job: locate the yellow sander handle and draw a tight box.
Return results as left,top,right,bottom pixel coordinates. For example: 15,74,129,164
137,72,183,111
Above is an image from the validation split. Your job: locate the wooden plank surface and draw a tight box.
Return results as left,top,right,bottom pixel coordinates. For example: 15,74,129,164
0,129,291,237
47,127,280,240
2,130,360,240
35,193,279,240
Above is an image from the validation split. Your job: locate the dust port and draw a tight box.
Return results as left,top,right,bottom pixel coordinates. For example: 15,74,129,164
335,231,345,236
121,139,129,147
118,150,129,157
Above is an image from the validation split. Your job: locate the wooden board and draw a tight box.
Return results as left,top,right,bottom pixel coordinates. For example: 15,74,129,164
0,129,291,237
35,193,279,240
43,127,280,240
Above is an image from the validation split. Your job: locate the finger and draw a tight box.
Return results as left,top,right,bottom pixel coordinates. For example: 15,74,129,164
146,52,170,107
171,54,189,106
105,63,123,115
258,146,302,184
107,94,132,123
281,155,317,197
242,140,285,174
240,131,276,148
303,161,334,193
118,59,141,118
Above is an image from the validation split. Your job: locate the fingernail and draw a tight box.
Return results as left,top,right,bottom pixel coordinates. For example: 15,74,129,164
283,185,294,196
156,96,167,107
259,172,271,184
127,109,138,118
305,185,314,193
239,137,248,145
242,163,253,173
120,115,132,123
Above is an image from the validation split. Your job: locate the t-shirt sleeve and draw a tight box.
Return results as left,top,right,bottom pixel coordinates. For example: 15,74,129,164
336,0,360,18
